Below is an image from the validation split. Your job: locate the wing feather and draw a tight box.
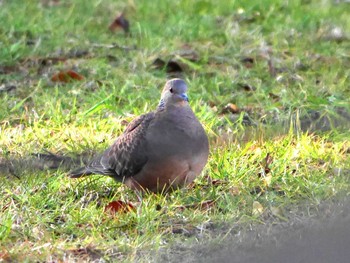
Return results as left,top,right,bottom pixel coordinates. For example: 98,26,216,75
69,112,155,180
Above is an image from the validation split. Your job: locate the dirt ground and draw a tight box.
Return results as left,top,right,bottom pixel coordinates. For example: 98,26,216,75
159,194,350,263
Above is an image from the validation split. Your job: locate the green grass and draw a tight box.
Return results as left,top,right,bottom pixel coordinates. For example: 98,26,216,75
1,0,350,261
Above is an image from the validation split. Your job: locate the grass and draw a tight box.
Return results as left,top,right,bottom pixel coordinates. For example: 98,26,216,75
1,0,350,261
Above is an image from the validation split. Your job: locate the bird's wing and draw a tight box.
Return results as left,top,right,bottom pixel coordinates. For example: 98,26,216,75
75,112,155,179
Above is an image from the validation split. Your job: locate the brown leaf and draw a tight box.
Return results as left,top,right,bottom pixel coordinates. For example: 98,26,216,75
257,153,273,179
221,103,240,114
104,200,134,215
109,13,130,35
0,251,10,261
262,152,273,174
51,70,84,83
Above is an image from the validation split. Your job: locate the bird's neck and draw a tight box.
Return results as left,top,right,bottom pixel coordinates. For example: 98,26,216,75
158,100,190,111
157,99,165,110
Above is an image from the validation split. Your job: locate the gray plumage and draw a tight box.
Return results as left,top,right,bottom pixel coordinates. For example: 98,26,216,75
69,78,209,193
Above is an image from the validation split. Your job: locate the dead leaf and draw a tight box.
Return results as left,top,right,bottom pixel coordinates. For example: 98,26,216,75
221,103,240,114
0,251,10,261
259,153,273,176
51,70,84,83
109,13,130,35
104,200,134,214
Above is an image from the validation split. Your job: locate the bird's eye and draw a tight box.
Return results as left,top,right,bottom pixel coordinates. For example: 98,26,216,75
169,88,173,93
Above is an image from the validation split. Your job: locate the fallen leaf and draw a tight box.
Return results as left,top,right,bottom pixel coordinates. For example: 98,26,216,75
259,153,273,176
51,70,84,83
221,103,240,114
104,200,134,214
0,251,10,261
109,13,130,35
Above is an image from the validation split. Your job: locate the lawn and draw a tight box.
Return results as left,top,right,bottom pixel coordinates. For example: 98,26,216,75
0,0,350,261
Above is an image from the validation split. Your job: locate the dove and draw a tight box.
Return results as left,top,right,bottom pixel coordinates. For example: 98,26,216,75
69,78,209,193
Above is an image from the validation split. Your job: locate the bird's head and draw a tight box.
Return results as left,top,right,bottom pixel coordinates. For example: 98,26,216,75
159,79,189,109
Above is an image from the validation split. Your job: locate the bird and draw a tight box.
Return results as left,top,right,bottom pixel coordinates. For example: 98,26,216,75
69,78,209,193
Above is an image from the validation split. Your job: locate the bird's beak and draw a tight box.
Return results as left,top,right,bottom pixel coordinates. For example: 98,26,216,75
181,93,189,102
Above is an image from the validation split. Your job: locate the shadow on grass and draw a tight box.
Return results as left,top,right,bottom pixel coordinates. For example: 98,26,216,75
1,107,349,178
0,151,90,178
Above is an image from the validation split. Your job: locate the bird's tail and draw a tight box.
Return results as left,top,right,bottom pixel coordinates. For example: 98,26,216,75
68,167,94,178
